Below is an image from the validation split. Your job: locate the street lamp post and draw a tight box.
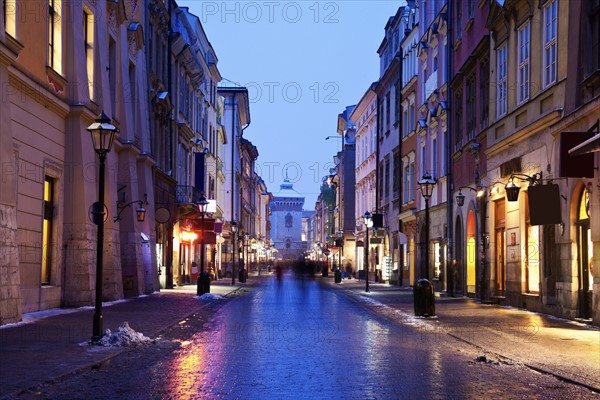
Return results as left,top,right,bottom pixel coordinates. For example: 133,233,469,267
197,194,209,296
87,112,117,343
363,211,373,292
337,229,343,275
231,220,238,285
418,173,436,280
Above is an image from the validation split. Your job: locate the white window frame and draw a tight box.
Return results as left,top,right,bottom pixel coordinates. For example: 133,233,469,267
48,0,63,74
517,21,531,104
84,7,94,100
403,102,409,137
543,0,558,88
409,97,415,133
431,135,438,178
409,160,415,201
403,157,410,204
421,141,427,177
496,43,508,118
4,0,16,37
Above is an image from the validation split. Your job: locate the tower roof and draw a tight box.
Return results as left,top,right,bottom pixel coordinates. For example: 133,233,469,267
274,179,304,199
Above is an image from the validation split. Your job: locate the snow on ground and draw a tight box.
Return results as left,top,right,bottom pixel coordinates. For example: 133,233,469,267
94,322,153,347
1,298,132,330
356,293,436,328
197,293,223,301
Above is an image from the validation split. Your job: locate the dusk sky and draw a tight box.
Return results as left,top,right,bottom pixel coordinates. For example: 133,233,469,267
182,1,404,208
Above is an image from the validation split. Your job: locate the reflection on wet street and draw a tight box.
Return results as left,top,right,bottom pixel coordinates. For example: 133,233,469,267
155,274,588,399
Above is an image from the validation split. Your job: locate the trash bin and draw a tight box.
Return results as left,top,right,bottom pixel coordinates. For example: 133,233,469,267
334,269,342,283
198,272,211,296
239,268,247,283
413,279,435,316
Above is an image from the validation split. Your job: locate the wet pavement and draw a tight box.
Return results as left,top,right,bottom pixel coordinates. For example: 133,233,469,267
327,278,600,393
0,280,243,399
1,273,599,399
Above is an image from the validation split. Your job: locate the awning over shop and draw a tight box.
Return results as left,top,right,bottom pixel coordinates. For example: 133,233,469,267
566,119,600,158
568,132,600,156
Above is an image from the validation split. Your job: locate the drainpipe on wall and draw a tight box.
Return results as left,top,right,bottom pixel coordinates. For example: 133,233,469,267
446,0,454,296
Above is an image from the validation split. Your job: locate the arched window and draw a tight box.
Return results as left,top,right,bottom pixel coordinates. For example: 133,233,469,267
285,213,293,228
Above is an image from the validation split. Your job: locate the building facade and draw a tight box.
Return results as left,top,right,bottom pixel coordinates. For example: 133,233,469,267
270,179,305,261
450,0,491,297
399,3,419,287
416,0,449,290
374,7,406,284
351,86,378,276
484,0,599,324
218,85,250,278
0,0,158,324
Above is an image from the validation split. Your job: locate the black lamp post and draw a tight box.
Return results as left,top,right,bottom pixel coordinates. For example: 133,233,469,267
87,111,117,343
418,173,436,280
363,211,373,292
197,194,209,296
231,220,238,285
336,229,343,274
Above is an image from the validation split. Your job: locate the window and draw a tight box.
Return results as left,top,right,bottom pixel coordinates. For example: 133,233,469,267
480,59,489,129
285,213,293,228
42,177,55,285
517,22,530,104
371,126,376,154
128,62,136,108
48,0,63,74
433,242,441,279
422,65,428,100
409,162,415,201
431,137,438,178
441,129,448,176
403,103,409,137
433,55,438,73
466,74,476,140
496,43,508,117
543,0,557,88
385,92,391,131
4,0,16,37
394,81,401,124
591,0,600,73
467,0,474,19
409,98,415,132
363,131,367,161
378,162,384,204
456,0,462,39
84,8,94,100
109,37,117,115
525,195,540,293
421,144,427,176
403,163,410,203
393,150,400,197
455,89,463,149
385,157,390,200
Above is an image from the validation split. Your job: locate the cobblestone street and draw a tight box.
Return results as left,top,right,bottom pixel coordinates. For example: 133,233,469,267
5,274,597,399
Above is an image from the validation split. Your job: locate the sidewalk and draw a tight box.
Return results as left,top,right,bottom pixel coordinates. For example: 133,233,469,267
325,278,600,393
0,280,242,399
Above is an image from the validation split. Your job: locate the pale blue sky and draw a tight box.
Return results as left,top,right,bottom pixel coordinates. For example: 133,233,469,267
182,1,403,208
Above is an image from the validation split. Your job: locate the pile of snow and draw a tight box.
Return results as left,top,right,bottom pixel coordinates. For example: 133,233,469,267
197,293,223,301
95,322,153,347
